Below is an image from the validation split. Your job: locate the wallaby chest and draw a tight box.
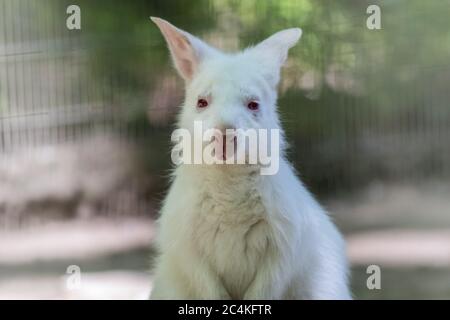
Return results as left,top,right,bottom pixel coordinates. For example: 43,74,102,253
190,175,272,298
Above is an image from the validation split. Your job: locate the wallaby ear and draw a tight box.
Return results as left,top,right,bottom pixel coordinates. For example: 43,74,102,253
254,28,302,68
151,17,216,81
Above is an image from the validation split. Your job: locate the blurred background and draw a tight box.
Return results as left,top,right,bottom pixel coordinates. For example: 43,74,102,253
1,0,450,299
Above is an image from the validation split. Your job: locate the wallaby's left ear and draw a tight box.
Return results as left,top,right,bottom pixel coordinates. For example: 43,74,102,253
254,28,302,67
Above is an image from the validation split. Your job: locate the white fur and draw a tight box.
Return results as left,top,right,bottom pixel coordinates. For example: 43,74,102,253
150,17,351,300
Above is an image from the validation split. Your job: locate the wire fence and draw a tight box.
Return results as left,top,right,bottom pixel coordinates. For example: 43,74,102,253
1,0,449,195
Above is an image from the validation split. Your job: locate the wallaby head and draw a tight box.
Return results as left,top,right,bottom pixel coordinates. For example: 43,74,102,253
151,17,301,168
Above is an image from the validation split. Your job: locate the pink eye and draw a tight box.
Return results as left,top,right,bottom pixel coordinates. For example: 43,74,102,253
247,101,259,111
197,98,208,108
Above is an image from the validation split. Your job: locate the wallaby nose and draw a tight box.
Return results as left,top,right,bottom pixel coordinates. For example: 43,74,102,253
215,124,235,134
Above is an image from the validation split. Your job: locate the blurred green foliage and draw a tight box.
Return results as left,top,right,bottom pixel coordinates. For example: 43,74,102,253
51,0,450,195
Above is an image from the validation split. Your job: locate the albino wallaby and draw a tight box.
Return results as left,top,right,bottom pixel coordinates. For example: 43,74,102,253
150,17,351,300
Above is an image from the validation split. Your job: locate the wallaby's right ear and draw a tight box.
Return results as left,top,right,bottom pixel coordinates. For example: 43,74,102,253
151,17,216,82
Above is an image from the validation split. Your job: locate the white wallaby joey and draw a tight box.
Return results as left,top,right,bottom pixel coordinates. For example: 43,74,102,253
150,17,351,299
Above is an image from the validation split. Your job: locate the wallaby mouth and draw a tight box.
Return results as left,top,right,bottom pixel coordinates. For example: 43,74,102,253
213,134,237,161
